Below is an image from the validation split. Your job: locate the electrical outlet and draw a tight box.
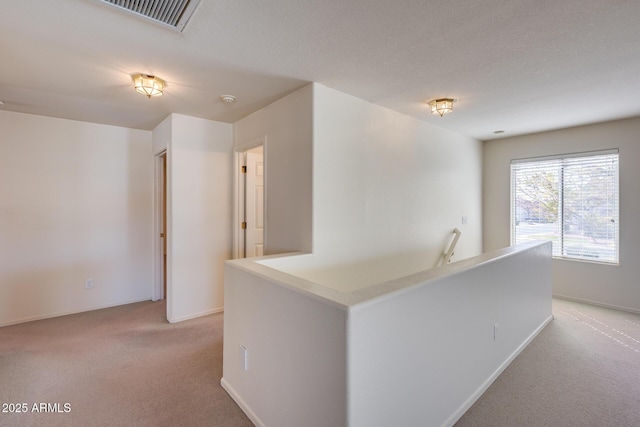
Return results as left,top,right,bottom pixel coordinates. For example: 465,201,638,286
85,279,93,289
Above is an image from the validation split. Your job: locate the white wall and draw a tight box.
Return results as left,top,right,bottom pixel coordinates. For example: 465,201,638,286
233,85,313,254
312,84,483,267
222,262,347,427
166,114,233,322
231,83,482,264
348,242,552,427
483,117,640,312
152,114,171,155
0,110,153,326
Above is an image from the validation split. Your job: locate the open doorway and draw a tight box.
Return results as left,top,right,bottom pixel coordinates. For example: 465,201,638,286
153,151,167,301
234,138,266,259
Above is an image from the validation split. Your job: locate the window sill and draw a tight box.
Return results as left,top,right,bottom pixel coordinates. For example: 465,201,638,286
552,256,619,266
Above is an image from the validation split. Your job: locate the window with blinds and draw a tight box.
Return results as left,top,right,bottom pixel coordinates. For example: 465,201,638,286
511,150,619,264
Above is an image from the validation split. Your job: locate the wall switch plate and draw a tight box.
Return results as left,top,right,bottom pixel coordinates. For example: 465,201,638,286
85,279,93,289
493,323,499,340
462,216,468,225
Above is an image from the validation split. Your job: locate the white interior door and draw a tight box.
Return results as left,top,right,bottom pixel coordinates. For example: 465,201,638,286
245,150,264,257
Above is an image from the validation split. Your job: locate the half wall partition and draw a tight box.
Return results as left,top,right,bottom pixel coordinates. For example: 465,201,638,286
222,241,552,427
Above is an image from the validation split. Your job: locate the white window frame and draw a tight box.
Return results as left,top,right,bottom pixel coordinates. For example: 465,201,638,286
510,149,619,265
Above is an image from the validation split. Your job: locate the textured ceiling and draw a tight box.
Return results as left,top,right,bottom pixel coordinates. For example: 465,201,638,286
1,0,639,140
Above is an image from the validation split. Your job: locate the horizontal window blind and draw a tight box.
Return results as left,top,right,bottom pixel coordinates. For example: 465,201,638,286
511,151,619,263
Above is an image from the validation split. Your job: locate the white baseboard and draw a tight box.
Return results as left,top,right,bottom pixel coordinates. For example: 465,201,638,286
553,294,640,314
167,306,224,323
0,297,152,328
444,314,554,427
221,377,265,427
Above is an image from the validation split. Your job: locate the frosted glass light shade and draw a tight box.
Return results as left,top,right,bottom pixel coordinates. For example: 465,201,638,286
428,98,454,117
133,74,165,98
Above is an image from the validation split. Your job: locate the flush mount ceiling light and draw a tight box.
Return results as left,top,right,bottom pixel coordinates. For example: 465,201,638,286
133,74,165,98
428,98,454,117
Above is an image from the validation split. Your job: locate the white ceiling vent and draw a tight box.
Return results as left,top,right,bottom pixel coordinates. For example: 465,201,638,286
96,0,201,32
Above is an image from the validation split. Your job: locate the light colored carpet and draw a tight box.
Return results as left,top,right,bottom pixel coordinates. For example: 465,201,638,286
456,298,640,427
1,298,639,426
0,301,252,427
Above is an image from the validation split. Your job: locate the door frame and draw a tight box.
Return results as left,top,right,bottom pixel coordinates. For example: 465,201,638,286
233,136,267,259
